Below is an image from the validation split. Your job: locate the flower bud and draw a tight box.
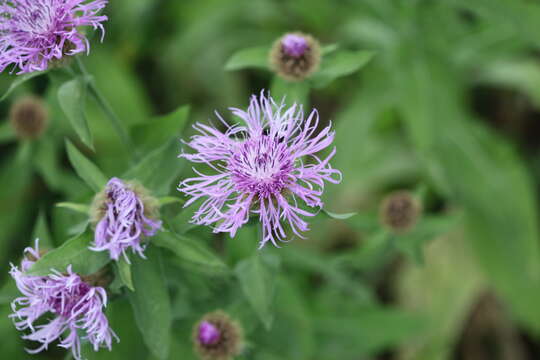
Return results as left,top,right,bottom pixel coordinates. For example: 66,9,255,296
9,96,49,139
90,178,162,261
379,191,422,233
270,32,321,82
193,311,243,360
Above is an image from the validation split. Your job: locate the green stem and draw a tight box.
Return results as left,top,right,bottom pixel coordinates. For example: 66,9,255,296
75,57,135,155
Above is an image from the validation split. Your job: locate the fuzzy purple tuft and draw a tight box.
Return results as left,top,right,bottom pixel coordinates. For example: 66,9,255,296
178,91,342,248
91,178,162,262
281,34,309,58
198,321,221,346
0,0,108,74
9,240,118,360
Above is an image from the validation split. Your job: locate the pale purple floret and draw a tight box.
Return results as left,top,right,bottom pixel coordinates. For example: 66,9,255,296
178,92,342,248
91,178,162,262
0,0,108,74
9,240,118,360
198,321,221,346
281,34,308,58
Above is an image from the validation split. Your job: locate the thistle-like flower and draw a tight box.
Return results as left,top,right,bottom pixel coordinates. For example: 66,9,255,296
9,240,117,360
193,311,243,360
270,32,321,81
90,178,162,262
0,0,108,74
178,92,341,248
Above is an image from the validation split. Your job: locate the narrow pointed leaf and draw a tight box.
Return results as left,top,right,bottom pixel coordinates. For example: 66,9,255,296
65,139,108,192
58,77,93,149
225,46,270,71
235,252,280,329
128,247,171,360
27,231,110,276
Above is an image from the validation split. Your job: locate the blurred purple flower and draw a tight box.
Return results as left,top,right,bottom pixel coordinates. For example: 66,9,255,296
198,321,221,346
281,34,309,58
9,240,117,360
0,0,108,74
179,91,342,248
91,178,162,262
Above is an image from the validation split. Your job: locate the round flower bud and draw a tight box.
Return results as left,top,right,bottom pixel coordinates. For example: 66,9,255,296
270,32,321,82
379,191,422,234
9,96,49,139
193,311,243,360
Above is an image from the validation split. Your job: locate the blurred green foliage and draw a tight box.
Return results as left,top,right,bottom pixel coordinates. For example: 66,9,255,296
1,0,540,359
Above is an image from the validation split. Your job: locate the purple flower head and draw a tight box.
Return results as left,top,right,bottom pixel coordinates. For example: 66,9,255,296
0,0,108,74
91,177,162,262
178,91,342,248
281,34,309,58
9,240,118,360
198,321,221,346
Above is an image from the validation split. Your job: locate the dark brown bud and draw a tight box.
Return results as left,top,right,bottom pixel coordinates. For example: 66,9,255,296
9,96,49,139
379,191,422,234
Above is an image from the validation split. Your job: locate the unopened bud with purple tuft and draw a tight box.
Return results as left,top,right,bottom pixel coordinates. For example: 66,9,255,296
270,32,321,81
90,178,162,262
281,34,309,58
193,311,243,360
198,321,221,346
0,0,108,74
9,240,118,360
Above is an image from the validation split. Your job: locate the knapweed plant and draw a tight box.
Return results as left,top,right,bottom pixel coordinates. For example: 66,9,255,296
2,1,540,360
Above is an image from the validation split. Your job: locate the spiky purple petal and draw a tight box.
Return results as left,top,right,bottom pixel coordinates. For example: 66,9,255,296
0,0,108,74
9,240,118,360
178,92,342,248
91,178,162,262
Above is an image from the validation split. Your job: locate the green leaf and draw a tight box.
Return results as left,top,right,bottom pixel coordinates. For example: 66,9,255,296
235,252,280,330
225,46,270,71
58,77,93,149
132,105,190,152
322,209,358,220
122,139,182,196
32,210,54,249
153,230,228,275
117,257,134,291
0,71,46,102
311,50,375,88
128,247,171,360
158,196,185,207
322,43,339,55
0,121,15,144
27,231,110,276
65,139,108,192
56,202,90,214
315,307,426,357
270,76,310,107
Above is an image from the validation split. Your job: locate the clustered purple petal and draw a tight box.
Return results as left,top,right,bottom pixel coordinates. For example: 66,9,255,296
9,240,117,360
0,0,108,74
179,92,342,248
92,178,162,262
281,34,308,58
198,321,221,346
